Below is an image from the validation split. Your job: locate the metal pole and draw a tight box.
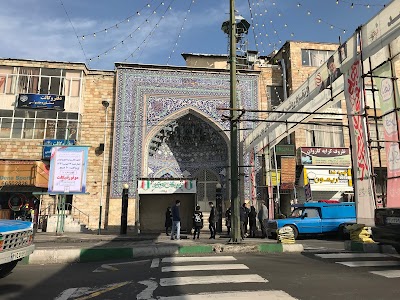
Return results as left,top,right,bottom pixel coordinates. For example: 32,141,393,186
229,0,240,243
99,105,109,234
121,184,129,235
273,146,280,214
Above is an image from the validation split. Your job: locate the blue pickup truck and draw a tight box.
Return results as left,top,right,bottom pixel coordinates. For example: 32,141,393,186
0,220,35,278
266,201,356,239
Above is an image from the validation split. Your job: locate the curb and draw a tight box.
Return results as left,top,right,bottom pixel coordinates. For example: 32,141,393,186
26,243,304,264
344,240,398,254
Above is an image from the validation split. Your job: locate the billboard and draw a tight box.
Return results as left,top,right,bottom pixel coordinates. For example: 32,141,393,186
48,146,88,194
299,147,351,166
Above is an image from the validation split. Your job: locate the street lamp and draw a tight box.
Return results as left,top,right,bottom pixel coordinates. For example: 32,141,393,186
121,183,129,234
98,100,109,235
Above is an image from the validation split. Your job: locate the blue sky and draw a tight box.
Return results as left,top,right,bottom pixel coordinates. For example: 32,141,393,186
0,0,390,70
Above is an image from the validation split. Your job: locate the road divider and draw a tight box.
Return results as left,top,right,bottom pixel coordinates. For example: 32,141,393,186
25,243,304,264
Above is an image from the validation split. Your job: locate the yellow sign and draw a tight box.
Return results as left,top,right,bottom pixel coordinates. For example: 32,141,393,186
0,161,49,187
270,170,281,186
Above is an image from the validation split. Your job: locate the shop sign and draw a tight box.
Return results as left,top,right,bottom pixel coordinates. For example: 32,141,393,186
275,145,295,156
17,94,65,111
48,146,88,194
299,147,351,166
270,170,280,186
304,167,352,191
0,161,48,187
138,179,197,194
43,139,75,159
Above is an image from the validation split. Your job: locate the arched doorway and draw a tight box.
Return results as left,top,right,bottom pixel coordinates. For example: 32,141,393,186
195,169,220,212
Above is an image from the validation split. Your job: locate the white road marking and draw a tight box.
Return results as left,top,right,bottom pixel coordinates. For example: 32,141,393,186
370,270,400,278
315,253,389,259
157,290,298,300
162,264,248,272
336,261,400,267
151,258,160,268
161,256,237,263
137,280,158,300
54,288,78,300
160,274,268,286
93,259,150,272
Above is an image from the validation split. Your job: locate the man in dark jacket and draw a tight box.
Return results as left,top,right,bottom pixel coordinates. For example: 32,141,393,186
208,201,216,239
171,200,181,240
192,205,203,239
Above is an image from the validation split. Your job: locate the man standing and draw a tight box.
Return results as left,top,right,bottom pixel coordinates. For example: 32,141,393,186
258,201,269,238
171,200,181,240
208,201,216,239
242,202,250,235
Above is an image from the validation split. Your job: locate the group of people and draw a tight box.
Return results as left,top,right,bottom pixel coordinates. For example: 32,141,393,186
165,200,269,240
226,200,269,239
164,200,217,240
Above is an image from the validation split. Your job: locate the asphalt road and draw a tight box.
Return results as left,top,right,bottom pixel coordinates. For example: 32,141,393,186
2,251,399,300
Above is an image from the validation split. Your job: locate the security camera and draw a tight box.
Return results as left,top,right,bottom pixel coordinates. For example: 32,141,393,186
102,100,110,108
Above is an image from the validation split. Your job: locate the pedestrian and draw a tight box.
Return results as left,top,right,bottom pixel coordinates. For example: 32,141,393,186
248,206,257,238
165,207,172,236
208,201,216,239
239,204,247,239
258,201,269,238
192,205,203,239
242,202,250,235
170,200,181,240
225,206,232,235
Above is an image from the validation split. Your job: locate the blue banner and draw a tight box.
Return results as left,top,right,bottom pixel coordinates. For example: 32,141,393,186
17,94,65,110
43,139,75,159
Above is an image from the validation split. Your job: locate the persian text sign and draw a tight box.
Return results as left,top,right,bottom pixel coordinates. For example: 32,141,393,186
344,59,375,226
299,147,351,166
17,94,65,111
48,146,88,194
374,62,400,207
138,180,196,194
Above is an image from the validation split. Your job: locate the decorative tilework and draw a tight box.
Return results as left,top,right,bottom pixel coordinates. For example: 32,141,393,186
112,67,258,198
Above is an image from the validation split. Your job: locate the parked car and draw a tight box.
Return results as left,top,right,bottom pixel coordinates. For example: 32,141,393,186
0,220,35,278
372,207,400,254
266,201,356,239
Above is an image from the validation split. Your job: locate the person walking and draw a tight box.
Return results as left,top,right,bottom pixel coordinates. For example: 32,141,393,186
225,206,232,235
170,200,181,240
192,205,203,239
165,207,172,236
208,201,216,239
248,206,257,238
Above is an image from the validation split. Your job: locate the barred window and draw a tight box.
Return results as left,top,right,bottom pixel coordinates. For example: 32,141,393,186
301,49,335,67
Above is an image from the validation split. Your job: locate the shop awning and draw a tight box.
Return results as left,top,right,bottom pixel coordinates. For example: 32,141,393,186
0,161,49,188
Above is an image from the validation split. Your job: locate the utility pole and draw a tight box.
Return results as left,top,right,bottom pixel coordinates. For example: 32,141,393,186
229,0,240,243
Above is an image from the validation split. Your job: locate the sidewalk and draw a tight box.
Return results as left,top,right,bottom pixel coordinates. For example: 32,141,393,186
27,231,304,265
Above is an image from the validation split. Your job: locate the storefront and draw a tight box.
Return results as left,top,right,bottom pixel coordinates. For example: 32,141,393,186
296,147,353,202
137,179,197,232
0,160,49,221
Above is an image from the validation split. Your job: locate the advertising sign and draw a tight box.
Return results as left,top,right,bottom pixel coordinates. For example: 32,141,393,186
304,167,353,192
17,94,65,111
374,62,400,207
0,161,49,188
48,146,88,194
137,179,196,194
299,147,351,166
43,139,75,159
344,59,375,225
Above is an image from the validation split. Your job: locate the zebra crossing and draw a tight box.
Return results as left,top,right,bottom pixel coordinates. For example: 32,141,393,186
314,252,400,278
154,255,298,299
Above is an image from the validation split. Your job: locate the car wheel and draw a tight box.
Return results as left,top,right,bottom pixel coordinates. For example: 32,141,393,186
0,261,18,278
284,225,298,240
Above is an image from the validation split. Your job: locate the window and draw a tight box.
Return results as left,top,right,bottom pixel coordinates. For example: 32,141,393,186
267,85,285,108
0,67,82,97
301,49,335,67
365,86,381,109
306,124,344,147
304,208,320,218
0,109,80,140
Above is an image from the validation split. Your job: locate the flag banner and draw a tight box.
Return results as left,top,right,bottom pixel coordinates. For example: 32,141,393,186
374,62,400,207
344,59,375,226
